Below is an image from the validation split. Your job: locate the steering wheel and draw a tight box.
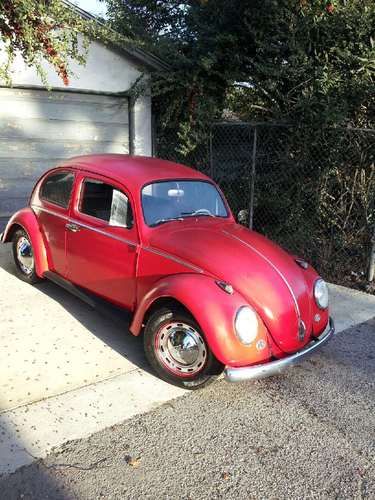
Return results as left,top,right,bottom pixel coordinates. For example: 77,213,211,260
192,208,213,216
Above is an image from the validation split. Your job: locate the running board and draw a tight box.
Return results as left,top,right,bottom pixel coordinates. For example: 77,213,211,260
43,271,96,308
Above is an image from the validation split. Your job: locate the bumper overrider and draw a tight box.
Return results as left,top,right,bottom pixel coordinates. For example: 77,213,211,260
224,317,335,382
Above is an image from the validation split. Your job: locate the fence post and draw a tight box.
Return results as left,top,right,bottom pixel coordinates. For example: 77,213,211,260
249,126,257,229
367,224,375,283
209,126,214,179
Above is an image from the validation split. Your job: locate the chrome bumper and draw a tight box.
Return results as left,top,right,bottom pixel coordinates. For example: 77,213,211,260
224,317,335,383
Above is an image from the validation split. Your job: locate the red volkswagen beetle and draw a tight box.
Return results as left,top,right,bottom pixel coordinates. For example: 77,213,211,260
1,155,334,389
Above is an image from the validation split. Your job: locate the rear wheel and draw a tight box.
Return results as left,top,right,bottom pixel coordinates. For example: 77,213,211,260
12,229,42,284
143,306,223,389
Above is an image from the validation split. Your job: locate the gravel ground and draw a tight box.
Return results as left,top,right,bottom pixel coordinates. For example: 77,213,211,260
1,319,374,500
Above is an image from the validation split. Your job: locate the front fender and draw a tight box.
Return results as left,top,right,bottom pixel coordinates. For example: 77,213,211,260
131,273,272,367
1,208,49,277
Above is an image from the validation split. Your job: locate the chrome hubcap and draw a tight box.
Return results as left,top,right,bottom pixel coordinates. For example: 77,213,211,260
155,322,207,376
16,236,34,275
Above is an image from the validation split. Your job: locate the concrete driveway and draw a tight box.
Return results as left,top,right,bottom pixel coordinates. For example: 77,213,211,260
1,242,375,474
0,243,144,412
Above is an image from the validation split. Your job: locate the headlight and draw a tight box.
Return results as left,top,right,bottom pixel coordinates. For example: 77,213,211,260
314,278,329,309
235,306,258,345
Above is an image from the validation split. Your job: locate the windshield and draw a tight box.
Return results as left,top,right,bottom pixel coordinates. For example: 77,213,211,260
142,180,228,227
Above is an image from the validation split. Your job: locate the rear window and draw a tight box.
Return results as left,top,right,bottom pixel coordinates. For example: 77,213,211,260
40,171,74,208
79,179,133,228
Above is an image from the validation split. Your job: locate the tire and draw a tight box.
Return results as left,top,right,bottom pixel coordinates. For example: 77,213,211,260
12,229,42,284
143,306,223,389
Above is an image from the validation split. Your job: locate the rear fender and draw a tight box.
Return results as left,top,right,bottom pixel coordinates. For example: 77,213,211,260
130,273,271,367
1,208,49,277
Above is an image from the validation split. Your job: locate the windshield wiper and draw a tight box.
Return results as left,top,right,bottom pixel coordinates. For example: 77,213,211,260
149,217,184,227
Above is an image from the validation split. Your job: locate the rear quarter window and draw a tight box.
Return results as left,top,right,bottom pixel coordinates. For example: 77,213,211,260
40,171,74,208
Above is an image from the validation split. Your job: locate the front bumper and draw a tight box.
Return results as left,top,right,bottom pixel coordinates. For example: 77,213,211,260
224,317,335,383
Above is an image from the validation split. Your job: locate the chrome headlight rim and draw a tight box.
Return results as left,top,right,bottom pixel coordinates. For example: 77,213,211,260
234,306,258,345
314,278,329,310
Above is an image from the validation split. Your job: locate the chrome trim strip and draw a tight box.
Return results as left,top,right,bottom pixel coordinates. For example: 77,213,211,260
224,317,335,383
32,205,137,247
223,230,301,319
32,205,70,221
144,247,203,273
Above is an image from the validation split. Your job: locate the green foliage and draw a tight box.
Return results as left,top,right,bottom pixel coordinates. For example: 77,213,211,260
106,0,252,151
0,0,110,86
106,0,374,150
226,0,375,128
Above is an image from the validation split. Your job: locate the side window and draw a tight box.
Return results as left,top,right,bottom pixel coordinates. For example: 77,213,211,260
80,179,133,228
40,171,74,208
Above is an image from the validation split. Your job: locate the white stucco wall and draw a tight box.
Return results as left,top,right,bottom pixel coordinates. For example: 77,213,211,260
0,38,153,155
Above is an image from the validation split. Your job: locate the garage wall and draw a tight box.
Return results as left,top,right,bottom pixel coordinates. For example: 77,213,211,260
0,87,129,220
1,38,153,158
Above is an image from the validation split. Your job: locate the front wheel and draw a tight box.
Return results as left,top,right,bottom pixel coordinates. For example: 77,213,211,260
143,306,223,389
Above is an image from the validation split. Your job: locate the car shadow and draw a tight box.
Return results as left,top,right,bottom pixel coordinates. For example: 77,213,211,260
0,243,152,377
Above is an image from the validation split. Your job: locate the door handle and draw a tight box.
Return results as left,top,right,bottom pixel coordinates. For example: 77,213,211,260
65,222,81,233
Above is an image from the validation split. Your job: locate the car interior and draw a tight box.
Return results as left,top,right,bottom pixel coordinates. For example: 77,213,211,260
80,180,133,228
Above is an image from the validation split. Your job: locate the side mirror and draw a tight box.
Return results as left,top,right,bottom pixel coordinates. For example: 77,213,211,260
237,209,249,226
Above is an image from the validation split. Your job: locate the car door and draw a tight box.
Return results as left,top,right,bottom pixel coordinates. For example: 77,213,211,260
33,169,75,277
66,172,139,310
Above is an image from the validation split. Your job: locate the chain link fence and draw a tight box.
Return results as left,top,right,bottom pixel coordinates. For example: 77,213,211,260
155,123,375,290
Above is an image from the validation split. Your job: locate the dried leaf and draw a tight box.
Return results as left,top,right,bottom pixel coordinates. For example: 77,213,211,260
124,455,142,468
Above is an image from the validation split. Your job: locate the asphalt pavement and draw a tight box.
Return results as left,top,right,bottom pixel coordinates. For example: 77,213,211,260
0,319,374,499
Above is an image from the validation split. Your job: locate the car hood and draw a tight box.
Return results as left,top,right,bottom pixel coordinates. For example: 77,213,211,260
149,221,314,353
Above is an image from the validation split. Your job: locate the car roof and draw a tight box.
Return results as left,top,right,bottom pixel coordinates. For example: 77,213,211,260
58,154,210,191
